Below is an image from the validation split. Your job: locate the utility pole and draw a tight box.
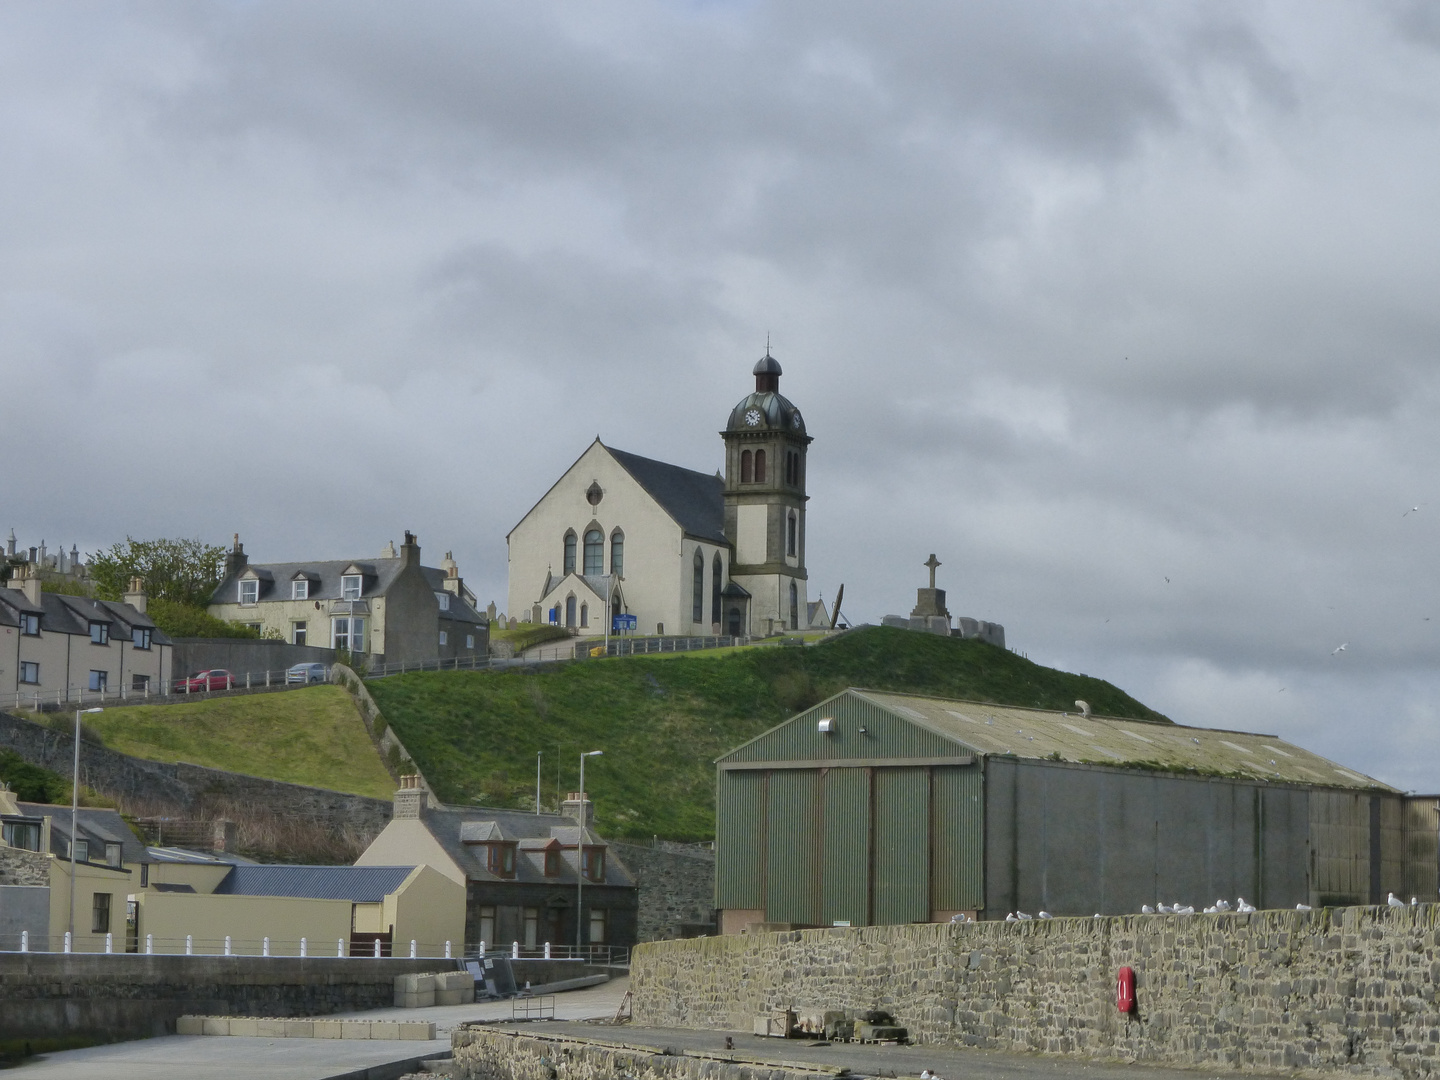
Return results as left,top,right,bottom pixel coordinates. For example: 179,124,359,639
575,750,603,953
535,751,542,815
69,707,103,940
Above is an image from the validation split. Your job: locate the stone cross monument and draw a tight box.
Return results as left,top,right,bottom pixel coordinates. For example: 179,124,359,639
911,553,950,622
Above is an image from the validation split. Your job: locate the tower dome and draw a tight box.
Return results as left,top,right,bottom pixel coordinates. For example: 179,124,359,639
726,351,805,434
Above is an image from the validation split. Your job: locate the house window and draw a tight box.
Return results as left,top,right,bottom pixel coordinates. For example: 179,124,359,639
692,550,704,623
563,531,577,575
466,634,474,649
741,449,753,483
2,821,40,851
20,613,39,636
581,846,605,882
131,674,150,692
787,511,798,557
89,670,108,692
477,906,496,945
292,579,309,600
73,839,88,862
105,842,122,867
131,627,151,650
436,591,450,611
341,575,362,601
523,907,539,948
244,623,261,634
439,630,448,646
789,583,799,630
239,579,259,605
332,618,352,650
292,621,307,646
544,849,561,876
579,603,588,628
92,892,112,934
141,863,149,887
754,449,767,483
588,907,607,944
90,622,109,646
485,844,515,877
711,553,722,626
583,530,603,576
565,595,576,628
19,662,39,684
609,530,624,576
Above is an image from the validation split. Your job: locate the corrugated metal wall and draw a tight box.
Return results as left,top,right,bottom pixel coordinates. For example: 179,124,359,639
715,769,765,910
821,768,870,925
1309,789,1369,906
721,694,960,763
931,765,983,911
766,770,821,924
873,768,930,924
1402,797,1439,903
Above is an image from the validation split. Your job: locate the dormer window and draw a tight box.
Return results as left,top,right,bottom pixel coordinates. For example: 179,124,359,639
436,591,450,612
239,579,259,605
341,575,362,601
20,613,39,636
292,579,309,600
544,848,562,876
484,843,516,878
132,627,151,650
89,621,109,646
581,846,605,882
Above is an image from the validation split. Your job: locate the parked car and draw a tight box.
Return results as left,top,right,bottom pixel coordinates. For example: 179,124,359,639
286,662,328,685
173,669,235,693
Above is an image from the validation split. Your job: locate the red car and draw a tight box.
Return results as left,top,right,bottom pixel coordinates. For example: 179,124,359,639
173,669,235,693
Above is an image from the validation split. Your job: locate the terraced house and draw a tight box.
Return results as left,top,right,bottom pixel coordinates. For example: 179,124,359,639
208,532,487,666
0,565,171,704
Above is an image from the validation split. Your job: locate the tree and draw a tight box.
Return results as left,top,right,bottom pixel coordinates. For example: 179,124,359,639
89,537,227,607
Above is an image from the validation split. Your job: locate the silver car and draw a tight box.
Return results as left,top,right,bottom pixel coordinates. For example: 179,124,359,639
286,662,328,685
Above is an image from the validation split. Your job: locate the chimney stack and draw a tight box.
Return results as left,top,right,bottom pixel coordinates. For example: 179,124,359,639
561,791,594,827
393,773,428,819
123,576,147,613
400,531,420,569
17,563,42,607
224,534,248,578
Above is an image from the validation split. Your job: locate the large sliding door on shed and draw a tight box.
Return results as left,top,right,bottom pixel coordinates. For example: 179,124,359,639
873,768,930,925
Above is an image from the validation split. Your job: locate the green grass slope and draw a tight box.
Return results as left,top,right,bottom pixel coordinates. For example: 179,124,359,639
365,626,1165,841
85,686,395,799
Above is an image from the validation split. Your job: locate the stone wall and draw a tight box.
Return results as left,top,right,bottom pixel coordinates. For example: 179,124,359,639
452,1027,830,1080
610,841,716,941
632,905,1440,1079
0,953,447,1043
0,710,392,842
0,845,48,886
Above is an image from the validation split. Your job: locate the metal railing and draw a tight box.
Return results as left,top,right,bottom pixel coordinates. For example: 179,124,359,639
574,635,745,659
9,666,337,713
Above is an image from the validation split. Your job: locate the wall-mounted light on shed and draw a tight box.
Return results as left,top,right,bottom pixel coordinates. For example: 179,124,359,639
817,718,835,734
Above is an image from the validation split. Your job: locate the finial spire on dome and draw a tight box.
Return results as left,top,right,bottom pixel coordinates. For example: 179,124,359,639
753,340,782,391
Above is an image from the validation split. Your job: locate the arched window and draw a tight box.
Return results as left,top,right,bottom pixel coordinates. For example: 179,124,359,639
583,529,603,576
563,531,577,575
754,449,766,483
692,549,705,623
741,450,753,483
580,603,588,628
787,511,797,557
711,553,723,626
789,582,799,630
565,595,577,628
609,529,624,576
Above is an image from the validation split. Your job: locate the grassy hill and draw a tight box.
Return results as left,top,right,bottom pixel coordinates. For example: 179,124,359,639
83,686,395,800
365,626,1165,841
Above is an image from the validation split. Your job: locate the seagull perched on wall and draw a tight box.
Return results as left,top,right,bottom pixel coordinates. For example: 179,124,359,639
1141,904,1155,914
1157,902,1172,914
1038,911,1053,919
1017,911,1034,920
1214,899,1233,911
1203,906,1218,913
1296,904,1312,911
1175,905,1195,915
1412,897,1420,907
1388,892,1406,908
1005,912,1018,923
1236,898,1256,913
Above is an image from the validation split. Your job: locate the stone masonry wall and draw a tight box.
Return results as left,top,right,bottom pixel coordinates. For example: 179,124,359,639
633,906,1440,1079
0,845,48,886
610,841,716,941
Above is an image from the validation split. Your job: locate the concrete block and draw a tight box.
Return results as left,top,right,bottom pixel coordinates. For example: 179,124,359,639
399,1020,436,1041
176,1015,204,1036
256,1018,289,1038
396,990,435,1008
371,1021,401,1040
312,1019,342,1039
435,988,470,1006
202,1017,230,1036
341,1020,372,1040
395,972,437,994
284,1019,315,1038
437,970,475,991
229,1018,259,1037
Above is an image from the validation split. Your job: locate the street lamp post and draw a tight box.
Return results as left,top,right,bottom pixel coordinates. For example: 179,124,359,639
575,749,602,953
70,707,104,940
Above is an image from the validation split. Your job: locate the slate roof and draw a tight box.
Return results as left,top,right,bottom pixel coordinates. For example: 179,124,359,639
214,864,417,902
415,805,635,889
607,447,727,546
209,559,485,626
17,802,150,866
0,589,170,644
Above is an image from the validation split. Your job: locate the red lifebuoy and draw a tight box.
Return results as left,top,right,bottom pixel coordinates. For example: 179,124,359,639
1117,966,1136,1013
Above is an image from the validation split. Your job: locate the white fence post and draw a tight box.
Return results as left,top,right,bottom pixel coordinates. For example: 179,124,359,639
63,931,71,953
300,937,307,957
224,936,232,956
543,941,550,959
479,939,486,957
185,935,193,956
20,930,28,952
444,941,452,959
337,938,345,957
511,941,519,959
409,939,416,959
263,936,270,957
105,932,113,954
146,933,153,954
373,938,380,958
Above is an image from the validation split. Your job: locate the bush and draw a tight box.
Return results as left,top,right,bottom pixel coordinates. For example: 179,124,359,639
0,750,70,803
147,599,260,639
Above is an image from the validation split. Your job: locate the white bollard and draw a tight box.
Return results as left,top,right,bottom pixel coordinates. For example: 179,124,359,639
64,932,72,953
20,930,28,953
300,937,307,957
185,935,193,956
263,936,270,957
409,939,416,959
445,941,452,959
479,939,486,957
105,932,113,954
224,936,232,956
373,938,380,958
337,938,345,957
511,941,519,959
146,933,153,955
543,941,550,959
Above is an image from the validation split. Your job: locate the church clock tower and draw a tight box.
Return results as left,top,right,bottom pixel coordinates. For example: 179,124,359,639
722,351,812,634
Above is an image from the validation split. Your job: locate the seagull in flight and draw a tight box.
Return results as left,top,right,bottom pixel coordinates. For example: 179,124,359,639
1163,576,1171,583
1404,506,1421,517
1331,643,1348,655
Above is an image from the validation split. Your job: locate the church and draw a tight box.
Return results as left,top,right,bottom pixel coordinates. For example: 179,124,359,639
506,353,822,639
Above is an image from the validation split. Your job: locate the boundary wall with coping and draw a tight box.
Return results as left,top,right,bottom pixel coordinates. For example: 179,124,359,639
632,906,1440,1079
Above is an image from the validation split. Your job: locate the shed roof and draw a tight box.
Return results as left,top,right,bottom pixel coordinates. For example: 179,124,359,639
720,689,1394,792
214,864,416,902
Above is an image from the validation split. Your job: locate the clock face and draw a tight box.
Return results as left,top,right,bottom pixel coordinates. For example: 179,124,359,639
744,409,761,427
791,410,803,429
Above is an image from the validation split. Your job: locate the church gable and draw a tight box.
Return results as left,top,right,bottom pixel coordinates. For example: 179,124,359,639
605,447,726,545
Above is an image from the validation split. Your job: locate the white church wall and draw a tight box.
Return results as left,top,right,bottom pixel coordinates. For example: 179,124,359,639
734,503,768,564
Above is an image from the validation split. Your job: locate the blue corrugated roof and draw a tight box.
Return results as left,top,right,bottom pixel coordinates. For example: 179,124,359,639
214,865,415,902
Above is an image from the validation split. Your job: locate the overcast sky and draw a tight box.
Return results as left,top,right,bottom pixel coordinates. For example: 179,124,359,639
4,1,1439,791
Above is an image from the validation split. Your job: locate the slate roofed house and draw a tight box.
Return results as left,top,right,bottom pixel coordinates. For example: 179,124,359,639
355,777,638,953
207,531,487,665
714,688,1440,931
0,565,171,703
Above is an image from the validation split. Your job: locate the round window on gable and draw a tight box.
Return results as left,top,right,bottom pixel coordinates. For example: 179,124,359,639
586,481,604,507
